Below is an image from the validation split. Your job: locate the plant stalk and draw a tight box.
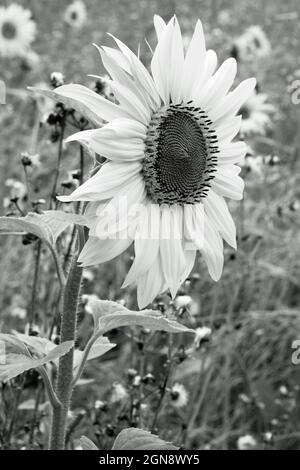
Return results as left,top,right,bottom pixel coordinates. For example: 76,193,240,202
49,254,82,450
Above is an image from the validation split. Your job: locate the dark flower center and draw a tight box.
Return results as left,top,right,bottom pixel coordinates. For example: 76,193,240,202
2,21,17,40
143,103,219,205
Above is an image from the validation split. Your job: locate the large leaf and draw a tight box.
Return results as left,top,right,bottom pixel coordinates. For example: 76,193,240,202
88,299,194,335
79,436,99,450
112,428,179,450
29,87,102,127
0,211,88,246
0,334,73,382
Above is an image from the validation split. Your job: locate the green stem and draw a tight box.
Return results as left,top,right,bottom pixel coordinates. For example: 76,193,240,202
49,255,82,450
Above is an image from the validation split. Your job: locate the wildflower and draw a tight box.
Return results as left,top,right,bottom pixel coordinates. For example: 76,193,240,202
82,294,100,314
50,72,65,88
11,306,27,319
174,294,193,309
237,434,257,450
5,178,27,201
56,15,256,308
21,152,41,167
64,0,87,29
82,269,95,282
239,90,275,137
194,326,212,347
111,382,128,403
170,383,188,408
0,4,36,58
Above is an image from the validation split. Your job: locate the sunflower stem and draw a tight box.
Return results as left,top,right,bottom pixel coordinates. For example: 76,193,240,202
49,252,82,450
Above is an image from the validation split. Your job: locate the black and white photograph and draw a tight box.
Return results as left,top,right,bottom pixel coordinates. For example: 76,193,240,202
0,0,299,454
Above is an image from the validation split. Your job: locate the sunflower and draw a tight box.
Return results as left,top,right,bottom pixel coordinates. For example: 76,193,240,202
239,90,275,136
64,0,87,29
56,15,256,308
234,25,270,62
0,4,36,58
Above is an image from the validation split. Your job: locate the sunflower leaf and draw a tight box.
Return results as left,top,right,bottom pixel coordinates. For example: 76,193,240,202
0,334,73,382
0,211,88,246
112,428,179,450
88,299,194,335
79,436,99,450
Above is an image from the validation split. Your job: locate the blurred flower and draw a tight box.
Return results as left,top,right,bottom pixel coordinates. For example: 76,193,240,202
111,382,128,403
174,294,193,309
50,72,65,88
24,50,40,70
82,269,95,282
11,306,27,319
0,4,36,58
239,90,275,137
217,10,231,26
237,435,257,450
5,178,27,200
21,152,41,167
132,375,141,387
94,400,106,410
242,155,264,175
82,294,100,314
279,385,288,396
57,15,256,308
235,26,270,61
170,383,188,408
194,326,212,347
64,1,87,29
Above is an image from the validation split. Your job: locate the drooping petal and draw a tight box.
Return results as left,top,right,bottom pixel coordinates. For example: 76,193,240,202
204,190,237,248
202,214,224,281
78,235,133,267
136,252,167,308
57,161,141,202
54,84,129,122
122,203,160,287
160,205,186,298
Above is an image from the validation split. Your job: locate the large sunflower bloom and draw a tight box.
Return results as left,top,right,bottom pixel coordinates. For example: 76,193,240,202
56,15,256,308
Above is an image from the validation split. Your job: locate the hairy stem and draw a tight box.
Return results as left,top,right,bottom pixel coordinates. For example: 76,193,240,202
49,254,82,450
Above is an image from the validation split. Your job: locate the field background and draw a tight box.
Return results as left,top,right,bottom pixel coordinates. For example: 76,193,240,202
1,0,300,450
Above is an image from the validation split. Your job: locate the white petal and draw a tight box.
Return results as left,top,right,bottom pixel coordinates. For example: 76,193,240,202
160,205,186,298
54,84,128,122
123,204,160,287
197,58,237,111
110,34,160,107
136,253,166,309
218,141,247,165
210,78,257,122
211,166,244,200
57,161,141,202
204,190,237,248
182,19,206,102
202,214,224,281
215,116,242,144
78,236,133,267
154,14,166,40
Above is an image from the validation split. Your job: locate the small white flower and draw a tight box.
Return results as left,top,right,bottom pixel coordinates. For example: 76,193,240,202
194,326,212,347
5,178,27,200
132,375,141,387
82,269,95,282
235,26,271,61
279,385,288,396
111,382,128,403
64,0,87,29
50,72,65,88
170,383,188,408
82,294,100,314
174,295,193,309
239,90,275,137
11,307,27,319
237,435,257,450
95,400,106,410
